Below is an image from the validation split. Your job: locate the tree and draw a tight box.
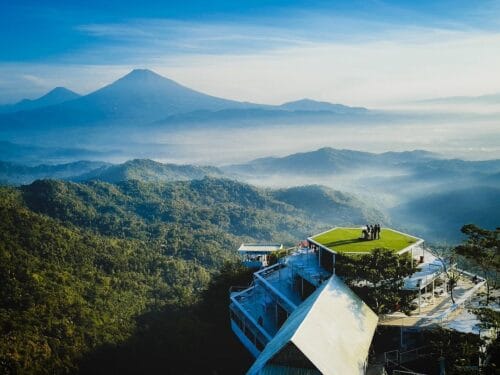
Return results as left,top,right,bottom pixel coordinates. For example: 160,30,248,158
430,245,460,304
454,224,500,304
473,308,500,336
339,248,416,314
424,327,484,375
471,307,500,373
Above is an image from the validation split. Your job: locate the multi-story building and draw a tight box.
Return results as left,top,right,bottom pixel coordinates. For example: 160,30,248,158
230,227,486,374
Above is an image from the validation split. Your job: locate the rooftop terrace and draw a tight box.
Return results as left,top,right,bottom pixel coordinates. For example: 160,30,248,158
310,227,420,254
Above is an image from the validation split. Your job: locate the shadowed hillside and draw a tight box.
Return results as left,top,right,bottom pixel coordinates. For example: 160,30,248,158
272,185,388,226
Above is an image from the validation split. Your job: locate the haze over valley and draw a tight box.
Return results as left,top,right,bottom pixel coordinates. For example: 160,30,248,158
1,69,498,164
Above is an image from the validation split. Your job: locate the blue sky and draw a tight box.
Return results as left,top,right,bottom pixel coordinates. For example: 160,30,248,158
2,0,500,105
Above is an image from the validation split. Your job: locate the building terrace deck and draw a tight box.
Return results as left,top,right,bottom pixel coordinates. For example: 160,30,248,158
379,273,486,327
310,227,421,255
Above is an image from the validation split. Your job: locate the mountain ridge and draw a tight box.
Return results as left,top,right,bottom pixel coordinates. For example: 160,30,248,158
278,98,367,113
225,147,439,175
0,69,257,128
0,69,368,130
0,160,110,185
0,87,80,114
0,157,227,185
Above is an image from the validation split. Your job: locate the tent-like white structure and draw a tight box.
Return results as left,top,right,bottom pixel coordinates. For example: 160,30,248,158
238,243,284,268
238,244,284,253
247,276,378,375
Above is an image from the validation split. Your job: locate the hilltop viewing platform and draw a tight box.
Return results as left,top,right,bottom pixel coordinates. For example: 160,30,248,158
230,226,488,374
309,227,422,255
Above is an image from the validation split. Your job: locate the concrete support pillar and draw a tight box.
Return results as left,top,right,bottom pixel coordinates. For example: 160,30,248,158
432,279,435,303
419,288,422,314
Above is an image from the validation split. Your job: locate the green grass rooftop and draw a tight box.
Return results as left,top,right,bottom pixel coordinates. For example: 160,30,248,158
310,227,420,254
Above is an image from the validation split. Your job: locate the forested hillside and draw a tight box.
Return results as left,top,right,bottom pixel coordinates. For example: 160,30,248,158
0,187,216,374
272,185,387,225
1,177,343,374
0,174,430,373
21,177,318,245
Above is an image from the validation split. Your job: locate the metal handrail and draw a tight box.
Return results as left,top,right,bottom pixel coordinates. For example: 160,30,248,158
254,272,297,313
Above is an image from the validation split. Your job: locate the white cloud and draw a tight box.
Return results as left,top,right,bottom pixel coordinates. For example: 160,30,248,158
20,74,49,87
154,30,500,107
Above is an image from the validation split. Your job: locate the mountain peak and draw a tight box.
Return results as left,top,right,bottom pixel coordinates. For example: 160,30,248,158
120,68,168,82
290,98,321,104
50,86,74,93
49,68,254,124
44,86,80,99
106,69,188,93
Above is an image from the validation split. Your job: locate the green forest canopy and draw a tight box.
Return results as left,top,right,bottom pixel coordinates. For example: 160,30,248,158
0,177,329,374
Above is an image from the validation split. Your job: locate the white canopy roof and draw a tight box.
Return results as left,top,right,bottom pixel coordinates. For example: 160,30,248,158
238,243,284,253
247,276,378,375
403,258,444,290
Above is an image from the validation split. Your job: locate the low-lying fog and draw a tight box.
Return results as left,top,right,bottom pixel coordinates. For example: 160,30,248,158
2,113,498,243
3,112,498,166
145,118,500,165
